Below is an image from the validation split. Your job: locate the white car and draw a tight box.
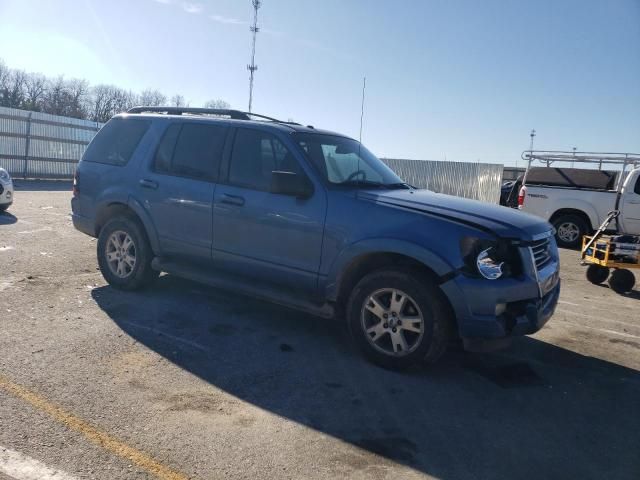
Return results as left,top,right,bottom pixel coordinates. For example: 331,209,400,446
0,167,13,212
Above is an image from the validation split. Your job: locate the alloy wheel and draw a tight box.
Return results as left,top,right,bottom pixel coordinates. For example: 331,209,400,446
105,230,136,279
360,288,425,357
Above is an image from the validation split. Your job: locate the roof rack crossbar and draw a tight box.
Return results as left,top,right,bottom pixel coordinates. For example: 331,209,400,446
126,106,301,126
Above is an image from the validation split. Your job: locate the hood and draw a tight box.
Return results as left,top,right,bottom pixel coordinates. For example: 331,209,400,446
359,189,551,241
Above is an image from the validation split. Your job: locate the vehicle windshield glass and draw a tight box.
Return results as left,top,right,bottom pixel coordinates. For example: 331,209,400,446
293,133,405,187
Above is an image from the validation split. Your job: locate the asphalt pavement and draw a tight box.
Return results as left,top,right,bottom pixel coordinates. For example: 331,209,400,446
0,182,638,479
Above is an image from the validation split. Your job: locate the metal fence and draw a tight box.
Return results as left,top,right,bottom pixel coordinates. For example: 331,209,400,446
382,158,503,203
0,106,102,179
0,107,504,203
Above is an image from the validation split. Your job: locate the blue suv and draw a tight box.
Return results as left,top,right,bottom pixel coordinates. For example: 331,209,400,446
71,107,560,368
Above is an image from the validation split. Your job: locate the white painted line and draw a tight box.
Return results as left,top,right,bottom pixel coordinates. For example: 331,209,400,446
558,300,580,306
556,308,640,330
0,246,14,252
17,227,52,235
560,320,640,339
0,445,78,480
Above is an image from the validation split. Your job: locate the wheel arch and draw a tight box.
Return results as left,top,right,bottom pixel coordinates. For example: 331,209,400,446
549,206,596,231
328,245,458,337
94,199,160,254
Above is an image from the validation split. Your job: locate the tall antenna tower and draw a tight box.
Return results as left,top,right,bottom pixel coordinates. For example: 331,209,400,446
247,0,261,113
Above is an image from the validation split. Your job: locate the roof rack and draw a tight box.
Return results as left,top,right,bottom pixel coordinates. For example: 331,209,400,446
126,106,300,126
521,150,640,191
522,150,640,168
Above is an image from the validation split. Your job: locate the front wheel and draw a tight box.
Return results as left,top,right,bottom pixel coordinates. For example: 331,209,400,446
346,270,451,369
97,216,158,290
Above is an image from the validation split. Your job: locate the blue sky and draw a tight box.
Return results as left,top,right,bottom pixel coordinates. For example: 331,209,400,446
0,0,638,165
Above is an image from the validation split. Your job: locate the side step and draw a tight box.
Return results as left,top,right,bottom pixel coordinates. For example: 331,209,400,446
151,258,335,319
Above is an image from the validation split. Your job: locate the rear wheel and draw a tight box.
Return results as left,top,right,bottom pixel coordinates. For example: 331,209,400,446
97,216,158,290
586,264,609,285
552,214,588,249
608,269,636,294
347,270,451,369
0,204,8,212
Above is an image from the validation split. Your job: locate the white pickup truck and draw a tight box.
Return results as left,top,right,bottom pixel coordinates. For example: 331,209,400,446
519,166,640,248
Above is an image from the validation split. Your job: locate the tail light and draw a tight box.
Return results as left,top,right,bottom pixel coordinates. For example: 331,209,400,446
73,171,79,197
517,186,526,208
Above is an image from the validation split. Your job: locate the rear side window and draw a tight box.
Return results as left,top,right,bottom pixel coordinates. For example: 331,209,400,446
153,123,227,181
83,118,150,166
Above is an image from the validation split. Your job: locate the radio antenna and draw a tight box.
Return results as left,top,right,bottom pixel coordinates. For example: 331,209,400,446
359,77,366,144
357,76,366,190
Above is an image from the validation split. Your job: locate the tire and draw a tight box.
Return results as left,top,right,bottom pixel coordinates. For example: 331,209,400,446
97,215,158,290
608,269,636,294
0,204,8,212
346,269,451,369
586,264,609,285
552,214,588,249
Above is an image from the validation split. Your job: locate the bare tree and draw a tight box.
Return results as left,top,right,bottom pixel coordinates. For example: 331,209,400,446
204,99,231,109
89,85,118,123
139,89,167,107
0,69,27,108
65,78,90,119
0,57,232,121
24,73,47,111
0,59,10,105
89,85,137,122
171,94,189,108
42,76,68,115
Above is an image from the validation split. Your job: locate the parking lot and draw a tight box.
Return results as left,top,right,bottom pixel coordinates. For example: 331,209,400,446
0,182,639,480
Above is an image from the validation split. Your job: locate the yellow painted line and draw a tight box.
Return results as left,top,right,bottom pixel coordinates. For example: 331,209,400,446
0,374,189,480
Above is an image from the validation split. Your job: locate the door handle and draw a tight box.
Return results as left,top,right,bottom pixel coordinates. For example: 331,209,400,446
139,179,159,190
220,194,245,206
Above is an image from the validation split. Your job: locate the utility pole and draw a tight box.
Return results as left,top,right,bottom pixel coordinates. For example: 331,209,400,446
529,129,539,167
247,0,261,113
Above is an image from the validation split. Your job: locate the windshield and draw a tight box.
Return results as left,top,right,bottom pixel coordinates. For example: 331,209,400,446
293,133,405,187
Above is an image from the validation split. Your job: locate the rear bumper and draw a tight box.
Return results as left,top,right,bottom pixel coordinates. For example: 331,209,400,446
72,213,96,237
0,181,13,205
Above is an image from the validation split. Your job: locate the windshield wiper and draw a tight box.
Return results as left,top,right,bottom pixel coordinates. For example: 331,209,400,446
337,180,388,188
337,180,414,189
384,182,414,190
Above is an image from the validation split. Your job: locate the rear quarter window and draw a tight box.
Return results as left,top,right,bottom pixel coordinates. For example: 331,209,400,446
83,118,151,166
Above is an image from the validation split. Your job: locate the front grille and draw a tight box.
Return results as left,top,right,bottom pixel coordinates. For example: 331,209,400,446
531,237,552,270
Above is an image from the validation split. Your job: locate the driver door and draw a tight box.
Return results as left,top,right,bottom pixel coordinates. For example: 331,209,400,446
212,127,326,295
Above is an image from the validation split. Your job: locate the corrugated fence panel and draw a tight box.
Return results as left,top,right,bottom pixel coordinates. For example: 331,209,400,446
0,106,102,179
1,106,504,202
382,158,503,204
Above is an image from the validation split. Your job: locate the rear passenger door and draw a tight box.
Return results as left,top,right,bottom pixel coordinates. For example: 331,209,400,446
140,121,228,261
212,127,326,295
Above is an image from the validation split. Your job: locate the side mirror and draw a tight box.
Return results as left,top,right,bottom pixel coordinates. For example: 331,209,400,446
270,171,314,198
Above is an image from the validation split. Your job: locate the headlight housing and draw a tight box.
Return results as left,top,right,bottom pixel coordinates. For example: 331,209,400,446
460,237,522,280
0,168,10,183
